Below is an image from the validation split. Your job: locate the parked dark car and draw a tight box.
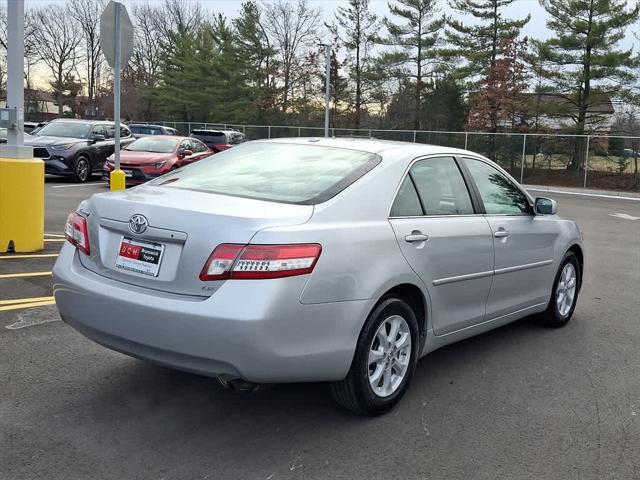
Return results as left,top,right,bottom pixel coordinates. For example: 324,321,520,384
27,119,135,182
102,135,212,186
189,129,246,153
128,123,180,138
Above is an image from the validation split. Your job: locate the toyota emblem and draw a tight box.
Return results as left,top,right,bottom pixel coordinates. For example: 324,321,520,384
129,214,149,235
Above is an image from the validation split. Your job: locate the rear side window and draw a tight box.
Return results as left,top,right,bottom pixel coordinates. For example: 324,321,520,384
191,130,227,144
390,176,423,217
395,157,473,216
151,142,381,205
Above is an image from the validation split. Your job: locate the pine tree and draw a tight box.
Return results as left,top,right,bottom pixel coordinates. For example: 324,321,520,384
380,0,445,129
446,0,530,85
329,0,379,129
536,0,639,172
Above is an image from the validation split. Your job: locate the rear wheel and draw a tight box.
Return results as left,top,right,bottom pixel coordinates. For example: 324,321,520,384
331,297,419,415
540,251,580,327
73,155,91,183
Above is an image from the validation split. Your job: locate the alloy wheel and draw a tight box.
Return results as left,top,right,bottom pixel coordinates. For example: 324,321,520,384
556,263,577,317
368,315,412,398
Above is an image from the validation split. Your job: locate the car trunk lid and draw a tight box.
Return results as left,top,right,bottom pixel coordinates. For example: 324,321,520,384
78,185,313,297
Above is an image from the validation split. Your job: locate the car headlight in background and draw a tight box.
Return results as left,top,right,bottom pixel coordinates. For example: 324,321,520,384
50,143,74,150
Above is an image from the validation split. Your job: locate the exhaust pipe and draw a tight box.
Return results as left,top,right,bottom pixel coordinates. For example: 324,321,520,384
217,375,261,393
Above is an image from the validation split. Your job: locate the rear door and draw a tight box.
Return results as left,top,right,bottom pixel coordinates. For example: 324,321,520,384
461,157,557,319
389,156,495,335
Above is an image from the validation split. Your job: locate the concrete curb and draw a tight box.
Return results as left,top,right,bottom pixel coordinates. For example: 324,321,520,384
524,184,640,202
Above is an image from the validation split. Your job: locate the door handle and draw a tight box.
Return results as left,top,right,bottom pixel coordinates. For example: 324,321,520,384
494,229,509,238
405,233,429,243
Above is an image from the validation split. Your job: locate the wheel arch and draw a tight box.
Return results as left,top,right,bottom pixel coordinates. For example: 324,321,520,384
376,283,428,349
567,243,584,290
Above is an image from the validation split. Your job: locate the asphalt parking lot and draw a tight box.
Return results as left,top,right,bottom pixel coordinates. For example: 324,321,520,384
1,177,639,480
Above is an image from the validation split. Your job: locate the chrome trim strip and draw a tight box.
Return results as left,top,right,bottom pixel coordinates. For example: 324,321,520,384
494,259,553,275
433,259,553,286
433,269,494,286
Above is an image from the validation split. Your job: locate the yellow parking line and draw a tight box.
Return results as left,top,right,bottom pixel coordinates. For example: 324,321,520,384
44,238,65,243
44,233,65,238
0,300,56,312
0,271,52,279
0,253,59,259
0,296,54,305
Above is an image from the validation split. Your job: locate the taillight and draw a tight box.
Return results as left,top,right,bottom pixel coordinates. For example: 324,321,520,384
64,212,90,255
216,144,232,151
199,243,321,281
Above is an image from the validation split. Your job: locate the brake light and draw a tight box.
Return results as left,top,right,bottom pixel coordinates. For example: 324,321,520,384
199,243,321,281
64,212,90,255
216,144,232,151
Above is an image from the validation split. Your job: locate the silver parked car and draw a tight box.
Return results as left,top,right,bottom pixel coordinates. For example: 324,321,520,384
53,138,584,415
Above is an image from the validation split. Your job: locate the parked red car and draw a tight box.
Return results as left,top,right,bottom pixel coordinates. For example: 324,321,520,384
103,136,212,186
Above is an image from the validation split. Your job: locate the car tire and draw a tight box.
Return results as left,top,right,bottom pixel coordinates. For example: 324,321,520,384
331,297,419,415
540,251,581,327
73,155,91,183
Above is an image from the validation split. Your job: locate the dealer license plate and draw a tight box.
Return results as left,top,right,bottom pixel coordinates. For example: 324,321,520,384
115,237,165,277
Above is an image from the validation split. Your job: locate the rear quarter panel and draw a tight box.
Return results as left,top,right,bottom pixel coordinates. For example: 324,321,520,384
251,150,426,305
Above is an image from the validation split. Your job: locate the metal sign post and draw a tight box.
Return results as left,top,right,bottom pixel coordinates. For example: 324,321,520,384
100,0,134,191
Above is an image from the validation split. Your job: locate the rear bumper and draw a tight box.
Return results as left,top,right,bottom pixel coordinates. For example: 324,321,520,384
52,244,369,383
102,168,160,186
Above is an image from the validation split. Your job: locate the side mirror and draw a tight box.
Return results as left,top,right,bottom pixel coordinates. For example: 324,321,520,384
534,197,557,215
91,134,105,143
180,149,193,158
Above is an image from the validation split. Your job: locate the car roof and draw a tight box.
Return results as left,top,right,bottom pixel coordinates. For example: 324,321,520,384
128,123,173,128
253,137,473,158
50,118,117,126
190,129,241,134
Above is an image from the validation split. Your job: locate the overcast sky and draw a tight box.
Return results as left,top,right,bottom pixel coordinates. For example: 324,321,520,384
24,0,639,49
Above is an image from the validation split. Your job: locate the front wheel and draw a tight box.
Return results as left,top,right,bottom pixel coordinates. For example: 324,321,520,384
331,297,419,415
73,155,91,183
540,251,581,327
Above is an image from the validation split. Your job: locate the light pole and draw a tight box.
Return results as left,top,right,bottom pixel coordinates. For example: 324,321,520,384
319,43,331,138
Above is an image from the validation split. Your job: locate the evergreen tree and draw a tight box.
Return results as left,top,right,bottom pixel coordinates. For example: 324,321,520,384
445,0,530,85
329,0,379,129
536,0,640,172
380,0,445,129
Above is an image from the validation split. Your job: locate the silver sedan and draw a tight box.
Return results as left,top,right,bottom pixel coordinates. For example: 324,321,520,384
53,138,584,415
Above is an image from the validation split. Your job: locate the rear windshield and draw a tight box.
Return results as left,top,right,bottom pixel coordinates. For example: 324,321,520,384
190,131,227,143
149,142,381,204
130,125,163,135
125,137,178,153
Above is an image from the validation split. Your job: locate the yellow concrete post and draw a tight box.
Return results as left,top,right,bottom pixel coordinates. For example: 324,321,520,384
0,158,44,253
110,168,126,191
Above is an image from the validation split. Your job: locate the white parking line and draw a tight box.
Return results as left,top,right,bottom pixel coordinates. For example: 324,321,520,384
609,213,640,221
6,314,59,330
51,182,107,189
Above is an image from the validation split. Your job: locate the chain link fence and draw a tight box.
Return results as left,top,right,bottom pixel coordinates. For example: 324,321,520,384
132,121,640,192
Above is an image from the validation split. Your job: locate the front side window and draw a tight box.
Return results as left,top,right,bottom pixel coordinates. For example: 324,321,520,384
36,122,92,139
408,157,474,215
150,142,380,205
462,158,530,215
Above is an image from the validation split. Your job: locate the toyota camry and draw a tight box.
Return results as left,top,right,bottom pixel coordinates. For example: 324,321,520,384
53,138,584,415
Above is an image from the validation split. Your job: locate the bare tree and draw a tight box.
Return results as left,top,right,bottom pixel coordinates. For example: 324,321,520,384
264,0,321,112
69,0,104,116
0,5,38,102
32,5,82,116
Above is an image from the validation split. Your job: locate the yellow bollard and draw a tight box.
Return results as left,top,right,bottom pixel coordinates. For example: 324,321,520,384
0,157,44,253
110,168,126,191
